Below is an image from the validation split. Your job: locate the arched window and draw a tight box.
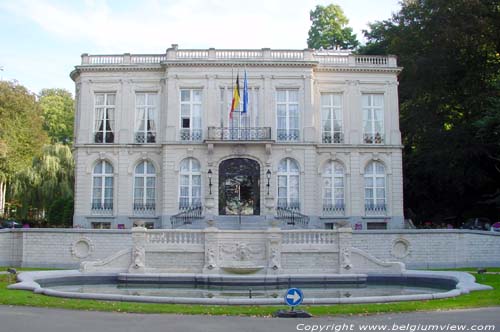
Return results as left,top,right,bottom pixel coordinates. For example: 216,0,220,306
364,161,386,215
134,161,156,214
277,158,300,209
92,160,113,214
322,161,345,215
179,158,201,209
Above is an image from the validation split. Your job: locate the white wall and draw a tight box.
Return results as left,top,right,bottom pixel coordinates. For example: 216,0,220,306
1,229,499,269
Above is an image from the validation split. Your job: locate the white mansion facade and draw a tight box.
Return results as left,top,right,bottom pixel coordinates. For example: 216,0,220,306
71,45,404,229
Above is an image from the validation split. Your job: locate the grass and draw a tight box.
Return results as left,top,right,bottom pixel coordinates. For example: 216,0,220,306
0,267,499,316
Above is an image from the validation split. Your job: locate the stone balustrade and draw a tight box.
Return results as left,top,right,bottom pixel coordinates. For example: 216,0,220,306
145,229,204,245
80,47,398,68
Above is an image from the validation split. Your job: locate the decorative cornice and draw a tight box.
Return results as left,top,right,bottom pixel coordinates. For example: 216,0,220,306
70,63,402,81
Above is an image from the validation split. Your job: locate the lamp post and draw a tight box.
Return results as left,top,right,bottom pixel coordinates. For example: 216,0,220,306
208,169,213,195
266,169,271,195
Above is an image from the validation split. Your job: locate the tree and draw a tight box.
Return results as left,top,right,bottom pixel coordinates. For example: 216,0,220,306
0,81,49,215
12,144,74,221
360,0,500,223
307,4,359,50
39,88,74,144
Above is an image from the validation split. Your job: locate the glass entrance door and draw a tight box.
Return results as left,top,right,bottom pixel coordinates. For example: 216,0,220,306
219,158,260,215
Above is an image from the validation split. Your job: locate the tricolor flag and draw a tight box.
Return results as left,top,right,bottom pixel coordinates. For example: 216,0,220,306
242,70,249,114
230,74,240,119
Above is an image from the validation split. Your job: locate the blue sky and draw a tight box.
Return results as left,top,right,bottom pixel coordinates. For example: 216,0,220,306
0,0,400,94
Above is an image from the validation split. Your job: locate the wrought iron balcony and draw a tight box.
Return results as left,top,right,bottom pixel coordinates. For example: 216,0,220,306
322,132,344,144
133,202,156,216
135,131,156,143
207,127,271,141
91,202,113,215
363,133,385,144
323,203,345,216
180,129,203,141
365,203,387,216
277,129,299,142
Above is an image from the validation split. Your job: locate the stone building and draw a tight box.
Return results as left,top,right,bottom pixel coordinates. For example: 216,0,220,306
70,45,403,230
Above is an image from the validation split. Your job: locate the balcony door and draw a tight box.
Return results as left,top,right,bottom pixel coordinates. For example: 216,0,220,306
219,158,260,215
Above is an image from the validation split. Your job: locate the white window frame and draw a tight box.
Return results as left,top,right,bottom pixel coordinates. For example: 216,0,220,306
179,158,202,209
276,89,299,142
322,161,345,215
362,94,385,144
179,89,202,141
321,93,344,143
91,160,113,214
277,158,300,209
135,92,157,143
364,161,387,215
133,160,156,214
94,92,115,143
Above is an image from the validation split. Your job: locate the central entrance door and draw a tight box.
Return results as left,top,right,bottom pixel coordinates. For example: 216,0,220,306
219,158,260,215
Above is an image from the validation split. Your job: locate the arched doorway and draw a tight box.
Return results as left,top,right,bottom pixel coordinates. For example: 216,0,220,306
219,158,260,215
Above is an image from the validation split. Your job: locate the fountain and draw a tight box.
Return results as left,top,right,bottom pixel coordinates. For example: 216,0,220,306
9,222,492,305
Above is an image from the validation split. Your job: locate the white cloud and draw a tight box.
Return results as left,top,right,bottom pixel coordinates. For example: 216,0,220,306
0,0,322,52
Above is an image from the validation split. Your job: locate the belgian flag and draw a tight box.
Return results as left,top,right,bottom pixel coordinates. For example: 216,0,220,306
230,74,240,119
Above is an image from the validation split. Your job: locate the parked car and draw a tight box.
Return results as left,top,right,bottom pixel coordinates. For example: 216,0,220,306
460,217,492,231
491,222,500,232
0,220,22,229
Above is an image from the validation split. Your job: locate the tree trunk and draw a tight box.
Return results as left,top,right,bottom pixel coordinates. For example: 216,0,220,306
0,181,5,216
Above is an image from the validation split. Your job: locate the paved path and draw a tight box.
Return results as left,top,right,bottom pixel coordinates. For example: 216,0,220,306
0,305,499,332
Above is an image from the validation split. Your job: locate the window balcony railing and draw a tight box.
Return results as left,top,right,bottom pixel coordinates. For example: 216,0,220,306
135,131,156,143
207,127,272,141
322,203,345,216
277,129,299,142
91,202,113,215
363,133,385,144
133,202,156,216
365,203,387,216
180,129,203,141
322,132,344,144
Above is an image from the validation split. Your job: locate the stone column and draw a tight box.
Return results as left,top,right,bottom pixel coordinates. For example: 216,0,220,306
267,222,282,274
203,220,219,274
338,227,353,274
128,225,147,273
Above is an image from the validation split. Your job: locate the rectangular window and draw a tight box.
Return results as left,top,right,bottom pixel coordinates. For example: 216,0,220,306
276,89,299,142
321,93,344,143
91,222,111,229
135,92,157,143
94,93,115,143
179,89,202,141
362,94,384,144
218,87,260,139
366,222,387,230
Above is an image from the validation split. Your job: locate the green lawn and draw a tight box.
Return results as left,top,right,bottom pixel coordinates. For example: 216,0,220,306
0,267,499,316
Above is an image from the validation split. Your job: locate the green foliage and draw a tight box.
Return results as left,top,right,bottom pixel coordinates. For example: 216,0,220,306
12,144,74,221
360,0,500,222
0,81,48,183
47,196,73,227
307,4,359,50
39,88,74,144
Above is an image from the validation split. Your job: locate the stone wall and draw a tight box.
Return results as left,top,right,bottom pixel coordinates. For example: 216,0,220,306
0,229,131,268
0,229,499,269
352,230,500,269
